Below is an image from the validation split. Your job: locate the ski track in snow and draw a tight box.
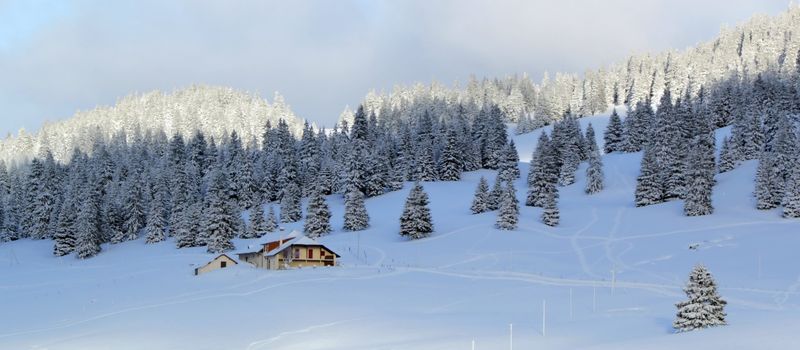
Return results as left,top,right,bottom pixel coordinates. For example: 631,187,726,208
245,319,361,350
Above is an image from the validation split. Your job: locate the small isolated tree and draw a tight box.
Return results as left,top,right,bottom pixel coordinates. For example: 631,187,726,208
495,182,519,230
264,205,278,232
604,109,624,153
343,188,369,231
674,264,727,332
304,186,332,238
541,190,559,227
399,182,433,240
470,176,490,214
585,148,604,194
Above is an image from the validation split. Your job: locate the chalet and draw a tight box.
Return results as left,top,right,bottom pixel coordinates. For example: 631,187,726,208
237,232,340,270
194,254,238,275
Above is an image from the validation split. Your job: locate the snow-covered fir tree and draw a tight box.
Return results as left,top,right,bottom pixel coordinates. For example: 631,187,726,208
717,136,738,173
399,182,433,240
144,182,167,244
635,145,664,207
497,140,520,183
585,147,604,195
603,109,624,153
782,164,800,218
343,188,369,231
488,175,504,211
245,203,268,239
470,176,490,214
495,181,519,230
541,190,560,227
204,170,237,253
264,205,278,232
304,185,332,238
438,128,462,181
280,182,302,223
674,264,727,332
684,136,715,216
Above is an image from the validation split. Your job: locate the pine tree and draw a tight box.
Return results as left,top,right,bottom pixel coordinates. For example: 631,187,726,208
470,176,490,214
603,109,624,153
585,148,605,194
280,182,302,223
204,170,236,253
74,175,101,259
399,182,433,240
53,180,78,256
343,188,369,231
541,190,560,227
488,175,504,211
755,152,781,210
717,136,737,173
526,133,551,207
438,129,462,181
635,146,664,207
495,182,519,230
782,164,800,218
684,139,714,216
144,186,167,244
498,140,520,182
116,178,144,243
304,185,332,238
264,205,278,232
674,264,727,332
245,203,268,239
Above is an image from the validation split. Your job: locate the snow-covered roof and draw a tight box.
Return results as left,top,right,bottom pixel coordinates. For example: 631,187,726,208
264,234,324,257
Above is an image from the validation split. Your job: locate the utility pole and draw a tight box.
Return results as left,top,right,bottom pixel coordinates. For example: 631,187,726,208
592,284,597,312
509,323,513,350
569,288,573,320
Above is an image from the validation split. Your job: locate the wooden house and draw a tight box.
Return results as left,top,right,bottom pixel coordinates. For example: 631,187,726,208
238,232,340,270
194,254,238,275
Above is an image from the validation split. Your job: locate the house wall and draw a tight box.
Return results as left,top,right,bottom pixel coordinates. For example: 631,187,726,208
195,255,237,275
285,246,337,268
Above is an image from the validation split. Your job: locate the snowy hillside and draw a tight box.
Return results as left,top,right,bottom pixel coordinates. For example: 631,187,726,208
1,113,799,350
0,85,305,165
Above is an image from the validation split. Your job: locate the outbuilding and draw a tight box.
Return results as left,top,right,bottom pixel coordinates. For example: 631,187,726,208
194,254,238,275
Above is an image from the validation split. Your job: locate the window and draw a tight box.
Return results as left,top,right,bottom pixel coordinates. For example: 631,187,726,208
220,261,227,268
294,248,300,259
308,248,314,259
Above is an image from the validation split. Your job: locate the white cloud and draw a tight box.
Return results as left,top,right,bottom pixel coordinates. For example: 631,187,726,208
0,0,791,135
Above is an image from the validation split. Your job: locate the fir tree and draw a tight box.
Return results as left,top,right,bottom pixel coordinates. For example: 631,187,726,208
674,264,727,332
526,133,551,207
438,129,462,181
717,136,737,173
470,176,490,214
684,139,714,216
343,188,369,231
635,146,664,207
280,182,302,223
204,170,236,253
585,148,605,194
74,175,102,259
304,185,332,238
264,205,278,232
53,184,78,256
755,152,781,210
498,140,520,183
495,182,519,230
399,182,433,240
541,190,560,227
603,109,624,153
116,178,144,243
144,186,167,244
782,164,800,218
488,175,504,211
245,203,268,239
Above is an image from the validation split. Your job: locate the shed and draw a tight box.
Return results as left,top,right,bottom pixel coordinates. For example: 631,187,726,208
194,254,238,275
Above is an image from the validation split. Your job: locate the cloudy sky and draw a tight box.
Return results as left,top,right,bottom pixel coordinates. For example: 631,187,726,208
0,0,791,136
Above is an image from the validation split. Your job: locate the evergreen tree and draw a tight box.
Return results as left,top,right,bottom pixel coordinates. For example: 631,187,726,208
526,133,551,207
144,184,167,244
488,175,504,211
304,185,332,238
498,140,521,182
585,148,604,194
280,182,302,223
245,204,268,239
115,178,144,243
755,152,781,210
541,190,560,227
399,182,433,240
635,145,664,207
264,205,278,232
74,175,101,259
53,177,79,256
782,164,800,218
438,129,462,181
717,136,737,173
674,264,727,332
343,188,369,231
603,109,624,153
495,182,519,230
470,176,490,214
204,170,236,253
684,139,715,216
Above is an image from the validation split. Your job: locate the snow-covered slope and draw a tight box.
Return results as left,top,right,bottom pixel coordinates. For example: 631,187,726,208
1,114,799,350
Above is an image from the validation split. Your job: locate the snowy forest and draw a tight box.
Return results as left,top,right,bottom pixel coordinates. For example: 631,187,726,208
0,5,799,260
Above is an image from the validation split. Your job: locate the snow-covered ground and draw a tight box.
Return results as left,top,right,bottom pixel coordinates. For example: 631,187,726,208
2,113,799,350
